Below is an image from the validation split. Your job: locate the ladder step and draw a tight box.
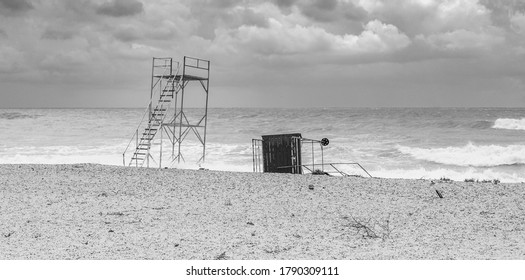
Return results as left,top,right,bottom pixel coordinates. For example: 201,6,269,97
134,152,146,155
154,108,167,111
131,157,145,161
137,147,149,150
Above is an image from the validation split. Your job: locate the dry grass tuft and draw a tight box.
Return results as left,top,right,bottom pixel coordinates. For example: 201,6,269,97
346,215,393,241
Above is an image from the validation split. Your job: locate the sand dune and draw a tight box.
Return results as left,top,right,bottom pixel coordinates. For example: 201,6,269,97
0,164,524,259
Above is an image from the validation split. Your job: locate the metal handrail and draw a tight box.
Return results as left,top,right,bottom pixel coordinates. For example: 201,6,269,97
122,61,181,166
277,162,373,178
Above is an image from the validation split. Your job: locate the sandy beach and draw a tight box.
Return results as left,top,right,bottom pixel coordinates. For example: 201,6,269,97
0,163,524,259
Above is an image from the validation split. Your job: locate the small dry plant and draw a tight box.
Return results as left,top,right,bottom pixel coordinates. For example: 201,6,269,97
347,215,393,241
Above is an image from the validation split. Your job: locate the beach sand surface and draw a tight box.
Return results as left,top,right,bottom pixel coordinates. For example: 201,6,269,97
0,164,524,259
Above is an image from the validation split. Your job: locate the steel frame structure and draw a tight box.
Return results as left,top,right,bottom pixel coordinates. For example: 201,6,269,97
252,135,372,177
123,56,210,168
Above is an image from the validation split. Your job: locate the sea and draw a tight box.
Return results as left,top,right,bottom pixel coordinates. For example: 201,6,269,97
1,107,525,183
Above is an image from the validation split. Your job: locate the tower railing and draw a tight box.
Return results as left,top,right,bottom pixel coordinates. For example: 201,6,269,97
122,56,210,168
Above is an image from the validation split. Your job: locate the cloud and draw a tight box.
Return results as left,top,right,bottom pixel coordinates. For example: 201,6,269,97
510,12,525,34
41,29,75,40
297,0,368,23
421,28,504,51
0,45,23,73
0,0,33,13
113,26,141,42
185,1,270,39
39,50,92,73
96,0,144,17
360,0,493,36
212,18,410,57
1,0,525,108
479,0,525,28
273,0,296,9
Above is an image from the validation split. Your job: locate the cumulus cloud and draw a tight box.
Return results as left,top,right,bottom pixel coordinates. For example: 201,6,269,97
2,0,525,108
212,18,410,57
360,0,493,36
186,1,270,39
96,0,144,17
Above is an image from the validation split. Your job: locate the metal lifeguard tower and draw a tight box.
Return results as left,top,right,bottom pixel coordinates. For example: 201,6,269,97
123,56,210,168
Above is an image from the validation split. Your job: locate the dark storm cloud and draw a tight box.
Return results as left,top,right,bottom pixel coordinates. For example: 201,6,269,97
41,29,74,40
2,0,525,108
187,0,268,39
0,0,33,12
479,0,525,28
273,0,296,9
96,0,144,17
298,0,338,22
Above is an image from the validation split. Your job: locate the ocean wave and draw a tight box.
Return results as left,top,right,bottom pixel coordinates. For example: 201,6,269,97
372,167,524,183
398,142,525,167
493,118,525,130
471,120,493,129
0,112,41,120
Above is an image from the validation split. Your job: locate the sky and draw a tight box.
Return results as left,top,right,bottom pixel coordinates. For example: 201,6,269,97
0,0,525,108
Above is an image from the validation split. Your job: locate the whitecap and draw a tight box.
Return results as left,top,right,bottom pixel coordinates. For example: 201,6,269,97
493,118,525,130
397,142,525,167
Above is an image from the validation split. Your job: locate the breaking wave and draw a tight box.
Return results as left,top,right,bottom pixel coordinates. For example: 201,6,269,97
398,143,525,167
493,118,525,130
372,167,525,183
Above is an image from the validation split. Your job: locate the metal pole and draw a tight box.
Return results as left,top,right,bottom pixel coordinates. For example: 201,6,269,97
202,60,210,163
312,140,314,172
172,74,178,159
257,141,260,172
149,58,154,123
159,125,163,169
252,139,255,172
135,129,138,167
321,144,324,172
177,57,186,163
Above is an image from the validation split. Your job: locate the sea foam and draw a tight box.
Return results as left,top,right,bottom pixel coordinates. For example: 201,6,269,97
373,167,525,183
493,118,525,130
398,142,525,167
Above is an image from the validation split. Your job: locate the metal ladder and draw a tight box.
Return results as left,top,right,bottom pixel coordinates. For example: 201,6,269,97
124,58,182,167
